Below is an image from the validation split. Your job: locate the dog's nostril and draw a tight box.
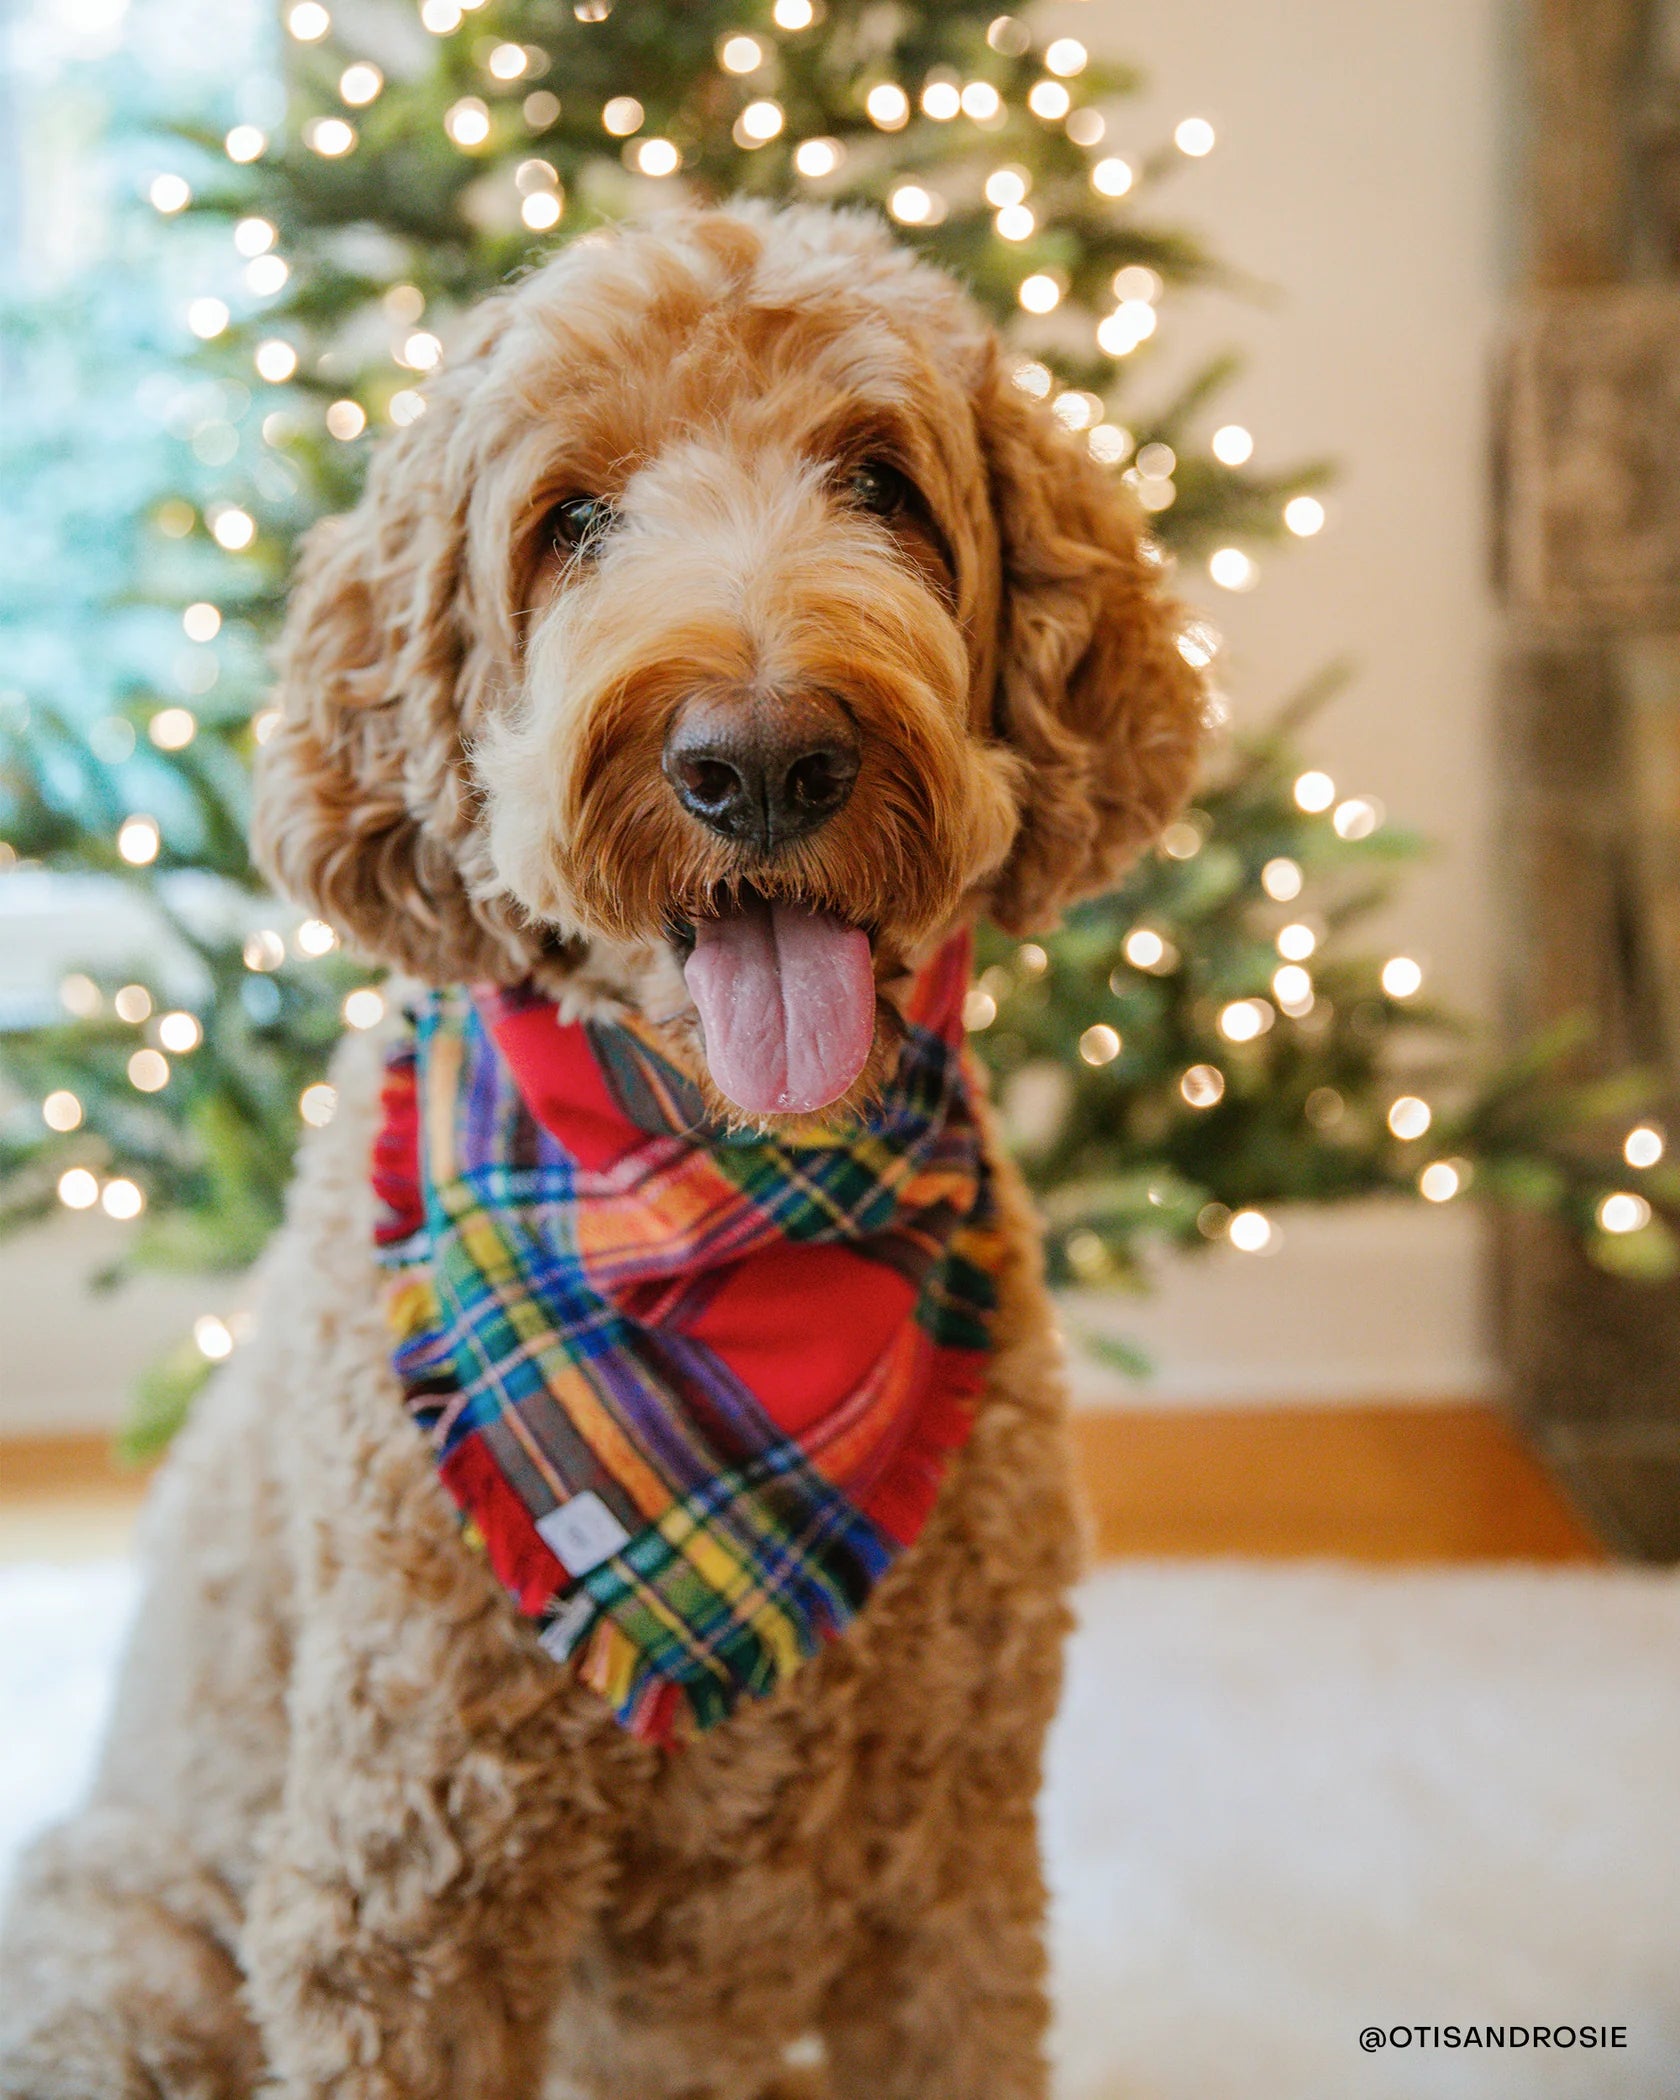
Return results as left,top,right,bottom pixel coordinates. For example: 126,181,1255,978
678,756,747,817
663,694,860,853
785,747,859,820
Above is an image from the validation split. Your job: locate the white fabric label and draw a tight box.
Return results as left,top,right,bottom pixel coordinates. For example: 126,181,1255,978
536,1489,631,1574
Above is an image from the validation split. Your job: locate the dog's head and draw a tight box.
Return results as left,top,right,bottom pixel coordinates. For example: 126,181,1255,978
256,205,1201,1121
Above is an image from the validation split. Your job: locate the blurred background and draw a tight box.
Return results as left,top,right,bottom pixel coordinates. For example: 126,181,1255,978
4,1,1680,2092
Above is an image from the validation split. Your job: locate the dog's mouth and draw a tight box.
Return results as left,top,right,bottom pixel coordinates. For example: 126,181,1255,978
672,883,877,1118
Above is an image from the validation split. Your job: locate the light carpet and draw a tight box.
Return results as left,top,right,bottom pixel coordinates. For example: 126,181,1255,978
3,1559,1678,2099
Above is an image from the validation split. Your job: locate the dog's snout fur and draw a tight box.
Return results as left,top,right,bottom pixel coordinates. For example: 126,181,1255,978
661,688,860,856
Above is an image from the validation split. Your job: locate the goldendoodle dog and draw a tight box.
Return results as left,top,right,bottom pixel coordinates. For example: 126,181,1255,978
0,204,1200,2100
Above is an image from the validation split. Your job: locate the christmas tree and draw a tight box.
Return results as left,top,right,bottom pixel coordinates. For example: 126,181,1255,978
2,0,1670,1448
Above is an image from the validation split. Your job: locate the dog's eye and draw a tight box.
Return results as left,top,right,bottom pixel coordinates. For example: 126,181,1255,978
546,495,616,556
845,460,911,519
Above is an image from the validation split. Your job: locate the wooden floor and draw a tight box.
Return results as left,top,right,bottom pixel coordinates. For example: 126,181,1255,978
0,1404,1605,1565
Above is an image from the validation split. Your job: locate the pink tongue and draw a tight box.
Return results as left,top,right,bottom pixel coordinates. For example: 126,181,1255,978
685,897,875,1116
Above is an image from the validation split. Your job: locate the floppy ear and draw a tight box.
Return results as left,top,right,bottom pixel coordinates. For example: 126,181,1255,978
975,348,1204,934
252,299,538,983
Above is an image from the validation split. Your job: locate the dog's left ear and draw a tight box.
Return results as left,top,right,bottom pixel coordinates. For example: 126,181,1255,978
974,347,1204,934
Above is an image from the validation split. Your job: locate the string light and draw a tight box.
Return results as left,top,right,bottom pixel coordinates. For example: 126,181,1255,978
101,1178,145,1221
1018,273,1061,314
340,62,383,104
963,986,998,1031
285,1,330,39
922,80,961,120
987,15,1031,55
634,138,680,175
1228,1209,1274,1253
735,99,785,145
1599,1191,1651,1234
1175,116,1216,156
300,1082,338,1127
985,167,1028,207
889,184,937,225
1066,108,1105,147
962,81,1003,122
1011,358,1052,398
1177,617,1221,669
602,95,643,135
1272,965,1314,1016
117,816,159,866
1381,956,1423,999
1091,157,1134,197
719,34,764,73
420,0,462,30
343,987,386,1030
326,399,366,440
522,190,562,230
1212,424,1254,466
128,1048,169,1093
58,1169,99,1210
1285,495,1326,536
1044,37,1088,75
795,138,842,177
1097,303,1156,356
246,254,288,297
232,218,274,259
295,918,338,956
1262,857,1303,902
524,91,560,127
158,1011,202,1052
400,331,442,370
225,125,266,162
1027,80,1071,120
1123,928,1167,970
1306,1086,1345,1129
187,298,229,340
1333,795,1382,839
1079,1024,1121,1066
1276,923,1316,961
444,98,490,148
390,390,427,425
1387,1096,1431,1141
244,929,285,972
773,0,814,24
194,1314,234,1360
1293,770,1335,813
1053,391,1101,431
149,708,196,750
1180,1064,1225,1108
866,84,910,130
60,973,101,1018
251,707,282,743
210,506,256,550
995,203,1034,240
148,173,191,213
1088,424,1131,464
1626,1125,1665,1168
1420,1160,1463,1202
1158,819,1203,860
1219,999,1273,1042
42,1090,83,1132
488,42,528,79
255,339,298,383
1209,547,1258,592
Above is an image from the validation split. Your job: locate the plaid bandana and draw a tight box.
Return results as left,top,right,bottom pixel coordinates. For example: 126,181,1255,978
372,933,1000,1746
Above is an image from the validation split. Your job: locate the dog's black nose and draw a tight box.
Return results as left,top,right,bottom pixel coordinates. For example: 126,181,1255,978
662,693,860,854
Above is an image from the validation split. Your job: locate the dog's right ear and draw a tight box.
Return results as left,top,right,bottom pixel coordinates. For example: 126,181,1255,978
252,300,531,982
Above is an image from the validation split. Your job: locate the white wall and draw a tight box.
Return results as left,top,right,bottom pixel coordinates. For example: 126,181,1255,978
1047,0,1513,1402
